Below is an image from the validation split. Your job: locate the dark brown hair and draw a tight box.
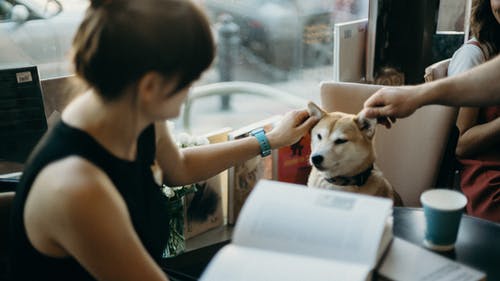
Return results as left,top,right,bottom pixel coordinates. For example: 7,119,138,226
470,0,500,55
72,0,215,100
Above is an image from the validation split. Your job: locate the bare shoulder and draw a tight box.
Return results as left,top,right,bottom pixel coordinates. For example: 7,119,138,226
30,155,128,219
25,156,126,256
26,157,168,280
34,156,122,201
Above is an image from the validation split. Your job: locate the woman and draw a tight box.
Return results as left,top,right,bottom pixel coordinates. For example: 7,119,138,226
447,0,500,222
8,0,318,280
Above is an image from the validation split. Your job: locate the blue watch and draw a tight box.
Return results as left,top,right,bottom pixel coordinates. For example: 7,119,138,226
250,128,271,157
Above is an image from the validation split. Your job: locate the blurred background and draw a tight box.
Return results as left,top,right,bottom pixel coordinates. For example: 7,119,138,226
0,0,468,135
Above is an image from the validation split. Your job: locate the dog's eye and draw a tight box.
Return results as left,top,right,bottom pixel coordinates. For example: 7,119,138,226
334,139,347,145
317,134,322,140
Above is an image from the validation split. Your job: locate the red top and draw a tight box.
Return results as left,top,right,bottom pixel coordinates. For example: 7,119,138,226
459,105,500,222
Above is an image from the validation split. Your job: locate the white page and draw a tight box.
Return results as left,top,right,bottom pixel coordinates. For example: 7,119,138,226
378,238,486,281
333,18,368,82
200,244,371,281
366,0,378,82
233,180,392,267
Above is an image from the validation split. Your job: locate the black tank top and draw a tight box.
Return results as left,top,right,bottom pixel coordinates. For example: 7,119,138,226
9,120,170,280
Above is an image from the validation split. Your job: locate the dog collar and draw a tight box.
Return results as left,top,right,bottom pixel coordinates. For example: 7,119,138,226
325,165,374,186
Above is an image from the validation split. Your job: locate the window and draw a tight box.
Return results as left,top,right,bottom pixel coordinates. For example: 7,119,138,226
431,0,469,63
0,0,86,79
184,0,369,134
1,0,371,134
436,0,468,32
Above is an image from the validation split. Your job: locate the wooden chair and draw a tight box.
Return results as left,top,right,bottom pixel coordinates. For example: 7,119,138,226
319,82,458,206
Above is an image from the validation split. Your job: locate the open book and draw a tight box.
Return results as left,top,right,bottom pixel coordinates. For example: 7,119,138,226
200,180,393,281
183,127,231,239
227,116,281,225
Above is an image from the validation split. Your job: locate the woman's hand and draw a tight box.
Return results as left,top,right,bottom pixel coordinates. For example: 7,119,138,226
267,109,319,149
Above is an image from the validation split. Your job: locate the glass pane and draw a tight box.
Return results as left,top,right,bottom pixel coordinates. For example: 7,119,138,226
431,0,468,63
436,0,467,32
185,0,369,134
0,0,87,79
0,1,13,20
1,0,370,135
20,0,60,16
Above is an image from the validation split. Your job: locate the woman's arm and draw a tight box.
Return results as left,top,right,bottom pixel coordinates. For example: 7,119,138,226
155,109,318,187
24,157,169,281
448,43,500,158
456,113,500,158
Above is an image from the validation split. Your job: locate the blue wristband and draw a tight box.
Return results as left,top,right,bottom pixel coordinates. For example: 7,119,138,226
250,128,271,157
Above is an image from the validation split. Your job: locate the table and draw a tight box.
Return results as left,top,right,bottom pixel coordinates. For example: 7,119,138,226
393,207,500,281
162,207,500,281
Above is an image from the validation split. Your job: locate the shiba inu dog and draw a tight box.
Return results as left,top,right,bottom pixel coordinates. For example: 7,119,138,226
307,102,402,205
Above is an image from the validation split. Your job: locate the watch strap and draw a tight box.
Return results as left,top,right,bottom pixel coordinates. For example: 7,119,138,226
250,128,271,157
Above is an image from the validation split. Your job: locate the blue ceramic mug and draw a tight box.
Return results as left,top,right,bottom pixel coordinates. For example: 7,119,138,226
420,189,467,251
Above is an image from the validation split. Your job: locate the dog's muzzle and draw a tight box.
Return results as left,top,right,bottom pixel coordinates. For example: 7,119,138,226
310,154,325,170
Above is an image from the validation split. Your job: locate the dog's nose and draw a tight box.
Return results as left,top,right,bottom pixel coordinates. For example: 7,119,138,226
311,154,324,166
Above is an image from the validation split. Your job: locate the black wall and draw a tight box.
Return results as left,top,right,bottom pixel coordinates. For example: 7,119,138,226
374,0,441,84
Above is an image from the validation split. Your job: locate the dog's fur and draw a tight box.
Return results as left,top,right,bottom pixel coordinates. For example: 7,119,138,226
307,102,402,205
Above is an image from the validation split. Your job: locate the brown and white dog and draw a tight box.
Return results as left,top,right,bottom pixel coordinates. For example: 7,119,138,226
307,102,402,205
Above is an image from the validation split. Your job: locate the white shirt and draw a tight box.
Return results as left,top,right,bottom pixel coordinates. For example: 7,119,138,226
447,38,485,76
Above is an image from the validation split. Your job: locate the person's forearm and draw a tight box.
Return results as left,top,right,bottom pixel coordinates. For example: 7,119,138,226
424,55,500,107
456,117,500,158
169,137,262,186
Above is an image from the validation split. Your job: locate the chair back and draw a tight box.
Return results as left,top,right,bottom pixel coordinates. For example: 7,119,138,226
320,82,458,206
423,58,461,190
40,75,82,128
424,58,451,82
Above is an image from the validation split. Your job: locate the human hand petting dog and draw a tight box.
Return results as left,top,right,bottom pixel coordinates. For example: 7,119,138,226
266,109,319,149
362,86,425,128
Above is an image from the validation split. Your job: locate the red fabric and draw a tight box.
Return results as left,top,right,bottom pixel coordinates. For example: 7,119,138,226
459,106,500,223
460,159,500,222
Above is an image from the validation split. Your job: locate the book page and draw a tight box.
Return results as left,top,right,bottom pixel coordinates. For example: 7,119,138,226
365,0,378,82
333,18,368,82
233,180,392,267
200,244,371,281
227,116,281,224
378,238,486,281
183,127,232,239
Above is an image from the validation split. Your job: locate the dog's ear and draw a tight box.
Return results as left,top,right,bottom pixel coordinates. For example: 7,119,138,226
354,112,377,139
307,101,326,119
